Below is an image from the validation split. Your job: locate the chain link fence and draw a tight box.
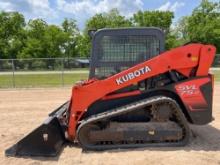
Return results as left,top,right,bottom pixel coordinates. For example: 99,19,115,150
0,55,220,88
0,58,89,88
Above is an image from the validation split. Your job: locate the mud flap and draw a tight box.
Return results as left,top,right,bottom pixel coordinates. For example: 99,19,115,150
5,102,69,157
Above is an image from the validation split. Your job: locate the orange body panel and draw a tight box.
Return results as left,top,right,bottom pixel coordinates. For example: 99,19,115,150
67,44,216,140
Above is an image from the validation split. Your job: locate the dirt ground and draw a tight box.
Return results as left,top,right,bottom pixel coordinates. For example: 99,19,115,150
0,85,220,165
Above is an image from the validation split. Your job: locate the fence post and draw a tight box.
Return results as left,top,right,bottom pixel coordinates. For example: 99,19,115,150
61,58,64,87
11,59,15,88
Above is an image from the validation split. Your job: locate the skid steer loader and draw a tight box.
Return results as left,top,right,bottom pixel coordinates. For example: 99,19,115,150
5,28,216,157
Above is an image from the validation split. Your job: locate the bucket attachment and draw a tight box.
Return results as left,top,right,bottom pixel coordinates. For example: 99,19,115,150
5,102,69,157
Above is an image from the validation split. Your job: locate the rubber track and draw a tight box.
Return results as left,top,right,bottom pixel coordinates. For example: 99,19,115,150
77,96,190,150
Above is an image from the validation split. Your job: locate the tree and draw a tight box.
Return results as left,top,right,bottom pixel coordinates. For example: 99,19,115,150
19,19,69,59
180,0,220,52
133,10,175,49
133,10,174,33
85,9,132,31
18,19,48,58
62,18,80,58
0,12,82,59
76,34,91,58
175,16,190,42
164,17,190,50
0,11,26,59
79,9,132,57
44,25,69,58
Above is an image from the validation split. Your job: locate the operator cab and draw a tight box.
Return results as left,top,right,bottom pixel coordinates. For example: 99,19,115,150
89,28,165,79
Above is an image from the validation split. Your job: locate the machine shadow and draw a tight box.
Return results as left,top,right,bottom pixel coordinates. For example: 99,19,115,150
22,143,82,161
16,124,220,161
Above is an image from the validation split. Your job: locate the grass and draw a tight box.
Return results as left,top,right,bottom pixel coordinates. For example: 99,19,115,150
0,73,88,88
0,70,220,88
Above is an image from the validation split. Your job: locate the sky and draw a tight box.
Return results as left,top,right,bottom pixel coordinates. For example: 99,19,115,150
0,0,218,29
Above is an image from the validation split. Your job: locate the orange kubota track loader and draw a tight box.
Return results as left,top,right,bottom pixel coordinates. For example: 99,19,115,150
5,28,216,157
